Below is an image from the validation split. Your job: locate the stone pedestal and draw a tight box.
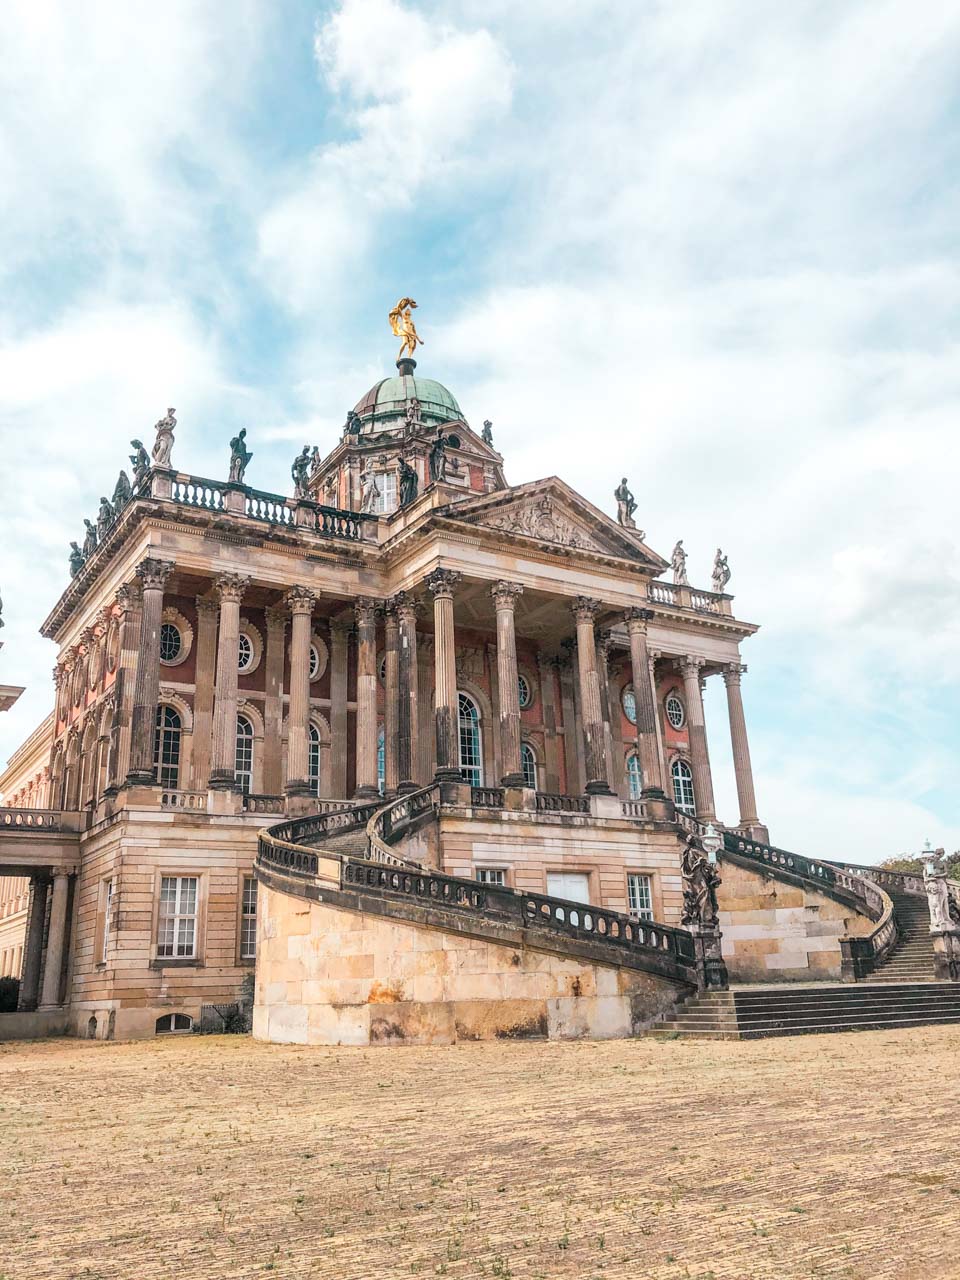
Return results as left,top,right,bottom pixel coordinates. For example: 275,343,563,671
689,925,729,991
504,785,537,813
223,483,246,515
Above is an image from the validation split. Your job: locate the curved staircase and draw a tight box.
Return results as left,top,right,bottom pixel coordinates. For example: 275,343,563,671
869,889,936,982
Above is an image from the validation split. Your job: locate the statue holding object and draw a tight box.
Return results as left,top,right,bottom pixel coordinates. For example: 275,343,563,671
151,408,176,469
82,518,98,560
428,428,447,484
712,548,731,594
671,539,689,586
112,470,133,512
398,455,419,507
359,461,381,513
481,419,494,446
228,428,253,484
69,542,85,577
680,834,721,930
129,440,150,487
614,477,638,529
96,495,115,541
389,297,424,362
291,446,311,499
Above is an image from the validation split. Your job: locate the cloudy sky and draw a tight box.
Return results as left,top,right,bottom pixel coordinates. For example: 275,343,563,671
1,0,957,861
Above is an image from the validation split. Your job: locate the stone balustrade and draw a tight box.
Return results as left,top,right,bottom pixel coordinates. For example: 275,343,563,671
245,492,293,525
159,790,208,811
0,808,73,832
170,476,225,511
470,787,505,809
536,792,590,814
242,794,285,815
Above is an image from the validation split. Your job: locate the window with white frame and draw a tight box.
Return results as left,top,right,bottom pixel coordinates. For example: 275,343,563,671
520,742,538,789
308,722,321,795
671,758,695,814
155,1012,193,1034
153,705,182,789
665,692,685,729
309,644,321,680
627,872,654,921
237,632,254,672
235,714,254,794
373,472,397,514
240,876,257,960
458,692,483,786
101,878,114,964
517,673,532,708
621,683,637,725
157,876,199,958
476,868,506,886
159,622,182,664
626,753,642,799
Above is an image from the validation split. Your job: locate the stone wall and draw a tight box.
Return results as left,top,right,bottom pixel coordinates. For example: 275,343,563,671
253,884,685,1046
717,857,875,982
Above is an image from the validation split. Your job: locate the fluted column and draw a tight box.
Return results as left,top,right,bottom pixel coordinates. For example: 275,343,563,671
595,629,618,793
383,603,400,795
209,573,251,789
285,587,316,797
571,597,613,795
126,558,174,784
538,653,561,793
39,873,70,1008
427,569,462,782
329,617,350,798
262,607,287,795
625,609,668,802
189,597,219,790
723,662,762,830
18,877,48,1011
354,598,380,798
395,594,420,793
492,581,524,787
106,583,142,791
680,656,717,822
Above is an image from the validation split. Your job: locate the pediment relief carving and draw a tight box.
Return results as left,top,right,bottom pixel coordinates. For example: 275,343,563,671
481,496,604,553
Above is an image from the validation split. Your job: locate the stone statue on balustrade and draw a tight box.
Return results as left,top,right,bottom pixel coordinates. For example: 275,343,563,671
482,419,494,445
129,440,150,487
359,461,381,513
680,834,721,930
69,542,85,577
671,539,689,586
96,496,115,541
428,429,448,484
712,548,731,594
228,428,253,484
112,470,133,513
398,455,418,508
291,446,311,499
614,477,638,529
342,409,362,439
82,518,98,560
151,409,176,469
404,398,422,432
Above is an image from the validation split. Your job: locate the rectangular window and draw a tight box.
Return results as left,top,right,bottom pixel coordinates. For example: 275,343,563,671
373,472,397,514
157,876,199,958
627,873,654,921
240,876,258,960
101,878,114,963
475,868,506,886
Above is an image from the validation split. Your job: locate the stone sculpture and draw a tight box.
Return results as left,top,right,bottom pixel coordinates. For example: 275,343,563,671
112,470,133,512
151,408,176,469
342,409,362,438
129,440,150,487
712,548,731,594
428,429,447,484
69,542,84,577
96,496,115,541
481,419,494,445
398,456,419,507
82,518,98,560
671,539,689,586
291,446,311,499
228,428,253,484
680,834,721,929
614,477,637,529
359,462,381,513
404,398,422,431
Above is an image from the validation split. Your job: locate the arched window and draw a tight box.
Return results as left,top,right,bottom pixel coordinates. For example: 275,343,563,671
621,684,637,726
308,722,321,796
517,673,532,709
154,705,182,789
377,725,385,796
520,742,538,789
665,692,685,729
235,714,254,794
155,1012,192,1035
458,692,483,786
626,753,642,800
671,758,695,814
159,622,182,664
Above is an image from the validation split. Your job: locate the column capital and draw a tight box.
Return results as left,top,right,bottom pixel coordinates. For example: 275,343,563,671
491,579,523,610
196,594,219,619
392,591,420,623
285,586,316,616
680,654,705,678
135,557,174,591
595,628,614,659
116,582,141,614
329,613,353,639
264,605,288,633
425,568,461,600
722,661,747,686
571,596,601,624
354,596,381,626
213,572,250,603
624,606,655,633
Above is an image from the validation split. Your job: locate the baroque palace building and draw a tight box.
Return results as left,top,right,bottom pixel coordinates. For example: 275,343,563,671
3,305,958,1044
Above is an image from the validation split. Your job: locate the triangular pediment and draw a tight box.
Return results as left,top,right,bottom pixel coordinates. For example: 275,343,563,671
435,478,668,569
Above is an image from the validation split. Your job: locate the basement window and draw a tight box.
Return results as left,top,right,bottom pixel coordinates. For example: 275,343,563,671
155,1013,193,1034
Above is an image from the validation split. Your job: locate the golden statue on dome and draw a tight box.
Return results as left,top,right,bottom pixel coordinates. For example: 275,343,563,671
389,297,424,362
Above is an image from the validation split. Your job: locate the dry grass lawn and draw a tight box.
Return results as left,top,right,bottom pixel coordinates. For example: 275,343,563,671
1,1027,960,1279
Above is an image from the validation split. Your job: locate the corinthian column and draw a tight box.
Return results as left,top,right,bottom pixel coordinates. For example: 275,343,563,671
680,656,717,822
395,594,420,793
354,598,380,798
209,573,250,789
426,569,462,782
39,873,71,1008
285,587,316,798
722,662,762,832
571,598,613,795
107,583,142,791
491,580,524,787
126,558,174,784
383,603,399,795
624,609,669,806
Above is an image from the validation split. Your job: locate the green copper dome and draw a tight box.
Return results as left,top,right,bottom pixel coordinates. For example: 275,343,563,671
353,370,463,429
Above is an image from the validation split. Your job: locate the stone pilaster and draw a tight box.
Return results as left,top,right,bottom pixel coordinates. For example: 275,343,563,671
106,583,142,792
18,877,48,1011
571,598,612,795
126,558,174,784
354,598,380,798
491,580,524,787
208,573,251,790
625,609,670,811
537,653,561,794
189,596,219,791
329,617,351,798
722,662,765,835
39,873,70,1008
426,569,462,782
285,587,316,799
263,607,287,796
395,594,420,793
383,603,400,795
680,656,717,822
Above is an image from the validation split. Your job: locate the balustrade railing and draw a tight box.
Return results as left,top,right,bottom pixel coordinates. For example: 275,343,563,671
620,799,648,819
822,860,927,897
243,793,285,815
245,491,293,525
159,790,208,811
315,506,370,541
536,792,590,814
171,476,225,511
649,582,679,606
690,592,721,614
366,785,439,867
0,808,67,832
471,787,505,809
